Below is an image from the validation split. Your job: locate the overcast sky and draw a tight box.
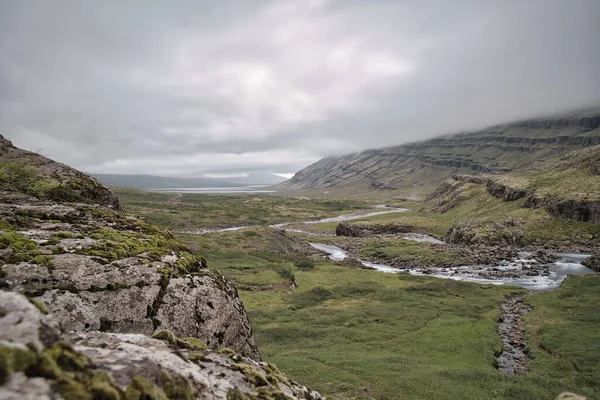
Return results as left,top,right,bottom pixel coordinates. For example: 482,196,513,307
1,0,599,178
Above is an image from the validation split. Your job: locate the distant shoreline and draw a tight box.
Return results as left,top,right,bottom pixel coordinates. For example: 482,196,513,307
147,186,276,194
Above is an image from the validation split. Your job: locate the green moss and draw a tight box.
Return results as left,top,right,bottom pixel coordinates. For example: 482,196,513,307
232,364,270,387
151,330,207,351
125,376,169,400
44,342,89,372
260,363,287,385
31,254,54,267
180,337,207,351
55,375,93,400
160,369,193,400
90,380,122,400
27,297,48,314
0,161,38,194
79,226,202,276
0,345,38,384
219,348,236,357
227,389,256,400
0,231,40,263
55,232,77,239
185,352,207,363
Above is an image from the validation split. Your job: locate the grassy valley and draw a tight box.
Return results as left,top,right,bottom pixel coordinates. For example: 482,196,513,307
116,171,600,399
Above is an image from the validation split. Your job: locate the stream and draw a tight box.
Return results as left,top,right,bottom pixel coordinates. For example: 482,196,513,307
181,205,596,375
310,242,596,375
309,243,595,291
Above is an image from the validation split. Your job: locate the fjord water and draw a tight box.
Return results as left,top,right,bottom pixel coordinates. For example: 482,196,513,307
150,186,276,194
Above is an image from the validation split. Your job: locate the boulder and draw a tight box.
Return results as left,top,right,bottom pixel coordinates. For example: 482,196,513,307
0,291,323,400
0,192,259,359
582,254,600,272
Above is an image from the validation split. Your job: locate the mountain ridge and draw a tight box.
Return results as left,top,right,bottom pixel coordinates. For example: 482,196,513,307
278,108,600,197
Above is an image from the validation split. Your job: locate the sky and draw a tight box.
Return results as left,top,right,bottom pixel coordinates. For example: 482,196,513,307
1,0,600,178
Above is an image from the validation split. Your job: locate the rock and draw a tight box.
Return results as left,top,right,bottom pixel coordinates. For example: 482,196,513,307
524,194,600,224
335,222,414,237
157,274,259,360
336,222,356,237
0,135,121,210
334,257,367,269
0,291,323,400
0,191,258,358
486,179,528,201
582,254,600,272
0,247,13,260
0,291,62,351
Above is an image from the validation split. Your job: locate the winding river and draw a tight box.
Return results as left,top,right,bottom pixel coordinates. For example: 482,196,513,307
178,207,409,235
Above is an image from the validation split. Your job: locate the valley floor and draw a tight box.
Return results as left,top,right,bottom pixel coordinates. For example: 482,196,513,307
117,189,600,400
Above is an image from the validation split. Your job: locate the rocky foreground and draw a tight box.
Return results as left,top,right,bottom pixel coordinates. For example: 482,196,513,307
0,135,322,399
0,291,323,400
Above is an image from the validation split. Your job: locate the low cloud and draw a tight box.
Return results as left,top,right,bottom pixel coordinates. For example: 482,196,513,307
1,0,599,176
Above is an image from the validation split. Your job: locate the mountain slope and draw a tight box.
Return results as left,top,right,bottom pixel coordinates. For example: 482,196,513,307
279,109,600,197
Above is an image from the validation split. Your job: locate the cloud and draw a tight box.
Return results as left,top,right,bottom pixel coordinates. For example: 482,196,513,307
1,0,599,176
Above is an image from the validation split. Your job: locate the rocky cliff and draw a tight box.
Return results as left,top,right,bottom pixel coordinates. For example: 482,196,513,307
278,109,600,195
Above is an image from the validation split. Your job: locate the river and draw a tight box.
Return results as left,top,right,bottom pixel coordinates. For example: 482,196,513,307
178,207,409,235
309,243,595,291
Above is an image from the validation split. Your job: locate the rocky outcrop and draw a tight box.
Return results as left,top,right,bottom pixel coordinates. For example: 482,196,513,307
335,222,413,237
0,291,323,400
0,135,121,210
0,138,263,358
582,254,600,272
524,194,600,224
486,180,528,201
0,191,259,359
445,218,526,246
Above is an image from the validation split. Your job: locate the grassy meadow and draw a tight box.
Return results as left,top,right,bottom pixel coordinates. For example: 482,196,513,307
116,191,600,400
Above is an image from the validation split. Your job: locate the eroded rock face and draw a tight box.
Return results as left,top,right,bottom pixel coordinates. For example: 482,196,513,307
0,291,323,400
0,190,259,359
486,180,528,202
524,194,600,224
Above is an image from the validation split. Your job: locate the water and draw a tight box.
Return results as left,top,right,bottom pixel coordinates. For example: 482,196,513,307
310,243,596,291
180,207,409,235
150,186,276,194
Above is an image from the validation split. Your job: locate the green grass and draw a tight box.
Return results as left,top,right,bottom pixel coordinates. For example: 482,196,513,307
174,228,600,400
523,275,600,395
115,188,369,230
117,188,600,399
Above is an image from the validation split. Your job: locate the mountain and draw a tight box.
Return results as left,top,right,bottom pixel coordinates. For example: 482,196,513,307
278,109,600,198
92,172,286,189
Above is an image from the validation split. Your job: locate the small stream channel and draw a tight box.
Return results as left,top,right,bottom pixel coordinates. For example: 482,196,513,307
310,242,596,375
179,205,596,376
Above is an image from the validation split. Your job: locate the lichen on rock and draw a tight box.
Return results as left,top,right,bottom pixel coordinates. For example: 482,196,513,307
0,291,323,400
0,136,259,358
